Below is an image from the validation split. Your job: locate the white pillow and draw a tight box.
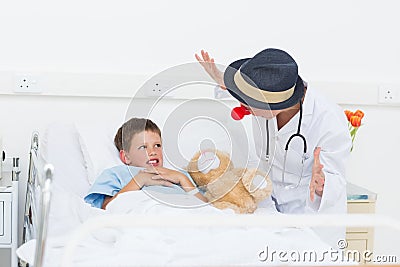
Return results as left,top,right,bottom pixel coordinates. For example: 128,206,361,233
76,120,123,185
47,183,105,237
41,121,91,198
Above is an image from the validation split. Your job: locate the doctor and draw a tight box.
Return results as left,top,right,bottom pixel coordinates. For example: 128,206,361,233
196,48,352,246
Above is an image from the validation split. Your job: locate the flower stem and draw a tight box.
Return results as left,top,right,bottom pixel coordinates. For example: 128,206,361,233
350,127,359,152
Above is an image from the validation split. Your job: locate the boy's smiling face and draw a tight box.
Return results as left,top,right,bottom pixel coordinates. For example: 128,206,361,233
122,130,163,168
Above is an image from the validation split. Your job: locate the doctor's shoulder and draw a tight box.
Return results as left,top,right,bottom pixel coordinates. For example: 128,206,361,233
310,88,345,119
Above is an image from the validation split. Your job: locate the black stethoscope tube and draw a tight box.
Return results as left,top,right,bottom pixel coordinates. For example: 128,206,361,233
265,101,308,188
285,102,307,154
265,101,307,159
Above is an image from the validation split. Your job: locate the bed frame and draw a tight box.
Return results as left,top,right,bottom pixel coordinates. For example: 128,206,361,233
19,132,400,267
21,132,54,267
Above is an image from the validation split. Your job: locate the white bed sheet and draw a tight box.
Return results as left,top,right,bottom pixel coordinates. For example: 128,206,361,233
18,187,354,267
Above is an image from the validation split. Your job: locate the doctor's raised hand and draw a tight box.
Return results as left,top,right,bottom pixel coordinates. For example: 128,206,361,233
310,147,325,202
195,50,225,89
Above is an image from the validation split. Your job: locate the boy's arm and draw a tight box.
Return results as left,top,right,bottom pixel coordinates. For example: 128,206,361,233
101,178,142,209
84,169,122,208
145,167,208,202
102,171,175,209
177,172,208,202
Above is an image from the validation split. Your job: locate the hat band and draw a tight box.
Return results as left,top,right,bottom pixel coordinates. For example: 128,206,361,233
233,71,295,104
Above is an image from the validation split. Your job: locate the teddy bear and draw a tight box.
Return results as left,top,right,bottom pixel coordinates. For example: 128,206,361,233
187,149,273,214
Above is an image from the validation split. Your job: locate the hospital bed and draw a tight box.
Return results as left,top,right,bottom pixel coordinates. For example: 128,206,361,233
16,97,399,267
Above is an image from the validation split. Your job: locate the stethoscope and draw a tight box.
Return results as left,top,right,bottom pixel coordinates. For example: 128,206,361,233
264,101,307,189
231,100,308,189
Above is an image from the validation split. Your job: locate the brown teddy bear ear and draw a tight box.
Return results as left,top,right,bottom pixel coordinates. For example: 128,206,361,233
186,151,202,172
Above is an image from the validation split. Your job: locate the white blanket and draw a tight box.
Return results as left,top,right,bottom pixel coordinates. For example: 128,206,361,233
18,190,351,266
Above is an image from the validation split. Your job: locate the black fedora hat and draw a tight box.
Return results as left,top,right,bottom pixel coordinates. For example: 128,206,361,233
224,48,305,110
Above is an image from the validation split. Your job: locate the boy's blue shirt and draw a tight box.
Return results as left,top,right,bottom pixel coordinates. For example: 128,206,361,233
84,165,195,208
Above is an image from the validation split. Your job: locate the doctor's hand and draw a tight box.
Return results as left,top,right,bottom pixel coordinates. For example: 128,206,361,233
310,147,325,202
195,50,226,89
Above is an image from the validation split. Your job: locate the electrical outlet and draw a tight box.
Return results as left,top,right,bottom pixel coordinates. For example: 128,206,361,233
378,87,399,104
14,74,42,93
145,81,173,97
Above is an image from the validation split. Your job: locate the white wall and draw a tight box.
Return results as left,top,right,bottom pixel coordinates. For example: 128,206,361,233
1,0,399,263
1,0,400,84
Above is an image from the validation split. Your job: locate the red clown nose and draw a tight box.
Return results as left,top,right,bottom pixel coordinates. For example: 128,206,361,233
231,104,251,120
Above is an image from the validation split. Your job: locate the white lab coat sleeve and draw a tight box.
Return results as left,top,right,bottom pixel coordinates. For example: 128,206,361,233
306,121,352,214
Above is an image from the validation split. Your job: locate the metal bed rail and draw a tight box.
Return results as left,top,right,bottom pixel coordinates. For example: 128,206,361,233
60,213,400,267
21,132,54,267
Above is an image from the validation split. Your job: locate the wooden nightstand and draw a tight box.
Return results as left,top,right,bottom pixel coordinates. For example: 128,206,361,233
346,183,377,264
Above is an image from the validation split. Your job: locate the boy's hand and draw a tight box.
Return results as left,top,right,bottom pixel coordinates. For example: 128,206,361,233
143,166,207,202
143,166,195,191
132,171,174,188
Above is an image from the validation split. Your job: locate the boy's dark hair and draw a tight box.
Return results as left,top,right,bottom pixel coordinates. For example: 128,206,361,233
114,118,161,151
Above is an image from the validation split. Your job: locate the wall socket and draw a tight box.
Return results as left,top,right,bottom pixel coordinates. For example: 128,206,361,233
14,74,42,93
378,87,399,104
147,82,168,96
145,81,174,97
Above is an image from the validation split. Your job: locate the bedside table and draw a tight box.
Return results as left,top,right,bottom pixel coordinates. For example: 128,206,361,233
346,183,377,264
0,181,19,267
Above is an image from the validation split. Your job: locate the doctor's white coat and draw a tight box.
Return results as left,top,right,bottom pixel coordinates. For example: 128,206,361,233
249,86,352,247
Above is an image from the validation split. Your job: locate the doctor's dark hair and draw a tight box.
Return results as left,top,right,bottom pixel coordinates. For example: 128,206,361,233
114,118,161,152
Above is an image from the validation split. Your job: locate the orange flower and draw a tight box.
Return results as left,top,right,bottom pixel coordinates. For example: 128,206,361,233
353,109,364,119
344,110,354,121
350,115,361,127
344,109,365,152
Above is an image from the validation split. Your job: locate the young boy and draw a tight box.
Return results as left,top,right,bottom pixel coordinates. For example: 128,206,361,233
84,118,205,209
